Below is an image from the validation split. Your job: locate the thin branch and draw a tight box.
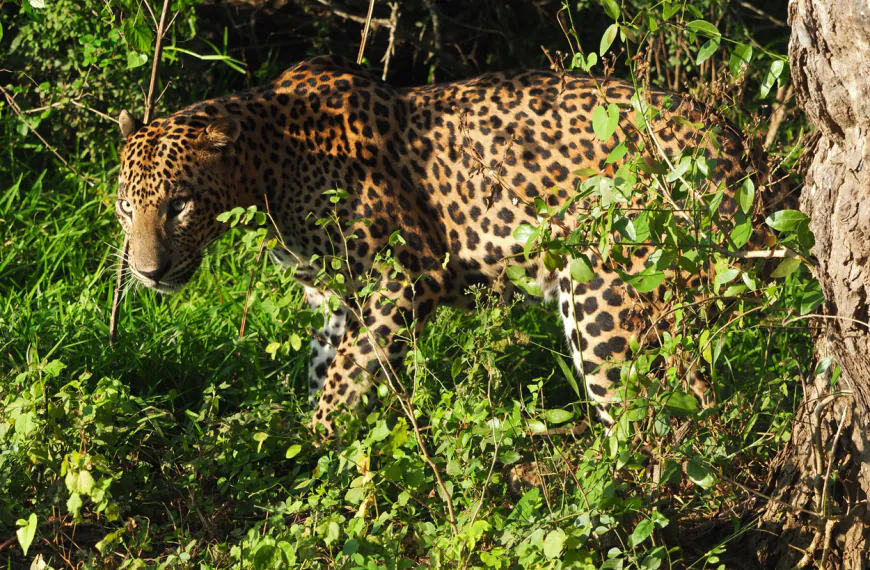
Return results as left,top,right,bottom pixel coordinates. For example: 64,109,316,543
108,234,129,347
144,0,171,124
356,0,376,65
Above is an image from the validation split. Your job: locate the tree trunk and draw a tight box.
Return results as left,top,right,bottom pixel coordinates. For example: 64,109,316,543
750,1,870,567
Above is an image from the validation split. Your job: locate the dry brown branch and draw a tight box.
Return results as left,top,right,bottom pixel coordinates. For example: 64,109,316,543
356,0,376,65
144,0,171,123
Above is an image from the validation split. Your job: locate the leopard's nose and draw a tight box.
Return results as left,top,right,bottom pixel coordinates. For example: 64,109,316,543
138,259,172,282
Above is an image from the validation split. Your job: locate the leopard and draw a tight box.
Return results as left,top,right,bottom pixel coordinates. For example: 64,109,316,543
115,55,779,437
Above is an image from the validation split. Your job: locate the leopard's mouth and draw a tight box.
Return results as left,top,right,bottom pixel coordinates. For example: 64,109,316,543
132,264,199,294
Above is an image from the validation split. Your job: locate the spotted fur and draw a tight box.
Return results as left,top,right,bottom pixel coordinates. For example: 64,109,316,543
116,55,760,435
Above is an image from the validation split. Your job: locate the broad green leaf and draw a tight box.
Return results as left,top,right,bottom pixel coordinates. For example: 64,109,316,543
687,19,721,39
700,329,712,364
126,51,148,69
513,224,537,244
714,268,739,290
123,15,153,53
545,408,574,424
761,59,787,98
592,103,620,141
730,216,753,248
286,444,302,459
624,270,665,293
499,450,522,465
601,0,620,20
696,38,720,65
569,254,596,283
65,469,95,495
370,420,391,442
801,289,825,315
765,209,808,232
629,518,654,548
543,528,567,559
605,141,629,164
600,23,619,56
686,459,716,488
664,390,699,417
770,257,801,278
729,43,753,76
737,178,755,214
16,513,37,556
42,359,65,377
663,2,680,20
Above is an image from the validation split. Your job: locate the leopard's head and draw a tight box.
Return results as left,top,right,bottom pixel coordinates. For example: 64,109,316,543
116,110,241,293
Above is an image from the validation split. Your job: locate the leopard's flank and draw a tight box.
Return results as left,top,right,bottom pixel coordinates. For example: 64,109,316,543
116,55,766,436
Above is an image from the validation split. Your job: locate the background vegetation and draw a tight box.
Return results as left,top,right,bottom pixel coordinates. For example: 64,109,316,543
0,0,815,568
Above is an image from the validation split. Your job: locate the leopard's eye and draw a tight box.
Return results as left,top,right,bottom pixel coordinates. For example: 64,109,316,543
169,198,188,216
117,199,133,216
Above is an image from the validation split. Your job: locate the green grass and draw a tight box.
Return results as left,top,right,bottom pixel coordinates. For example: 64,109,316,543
1,146,813,568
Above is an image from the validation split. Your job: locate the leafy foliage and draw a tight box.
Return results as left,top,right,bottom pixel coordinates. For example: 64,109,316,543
0,0,814,568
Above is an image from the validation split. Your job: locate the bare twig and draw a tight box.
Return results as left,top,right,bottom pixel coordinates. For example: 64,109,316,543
356,0,376,65
239,237,267,339
108,234,129,346
144,0,171,124
381,2,400,81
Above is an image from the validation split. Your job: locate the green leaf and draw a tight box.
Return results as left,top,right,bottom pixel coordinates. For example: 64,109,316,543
696,38,720,65
801,289,825,315
16,513,37,556
687,20,721,39
629,518,654,548
761,59,787,98
714,268,739,290
770,257,801,278
545,408,574,424
737,178,755,214
126,51,149,69
624,270,665,293
730,216,753,248
664,390,699,417
700,329,713,364
42,359,66,377
555,354,582,399
371,420,391,442
729,43,753,76
600,23,619,56
765,210,808,232
592,103,620,141
286,444,302,459
513,224,537,244
686,459,716,489
815,357,834,376
605,141,629,164
253,431,268,453
569,254,596,283
600,0,620,20
65,469,95,495
123,14,153,53
663,2,680,20
543,528,567,559
499,450,522,465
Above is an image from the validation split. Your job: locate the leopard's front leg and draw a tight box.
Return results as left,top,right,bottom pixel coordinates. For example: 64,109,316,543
311,282,439,437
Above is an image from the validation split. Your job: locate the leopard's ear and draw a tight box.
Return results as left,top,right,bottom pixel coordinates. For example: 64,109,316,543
196,117,241,151
119,110,143,139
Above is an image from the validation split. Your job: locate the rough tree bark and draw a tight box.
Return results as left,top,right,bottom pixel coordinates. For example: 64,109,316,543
750,1,870,568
